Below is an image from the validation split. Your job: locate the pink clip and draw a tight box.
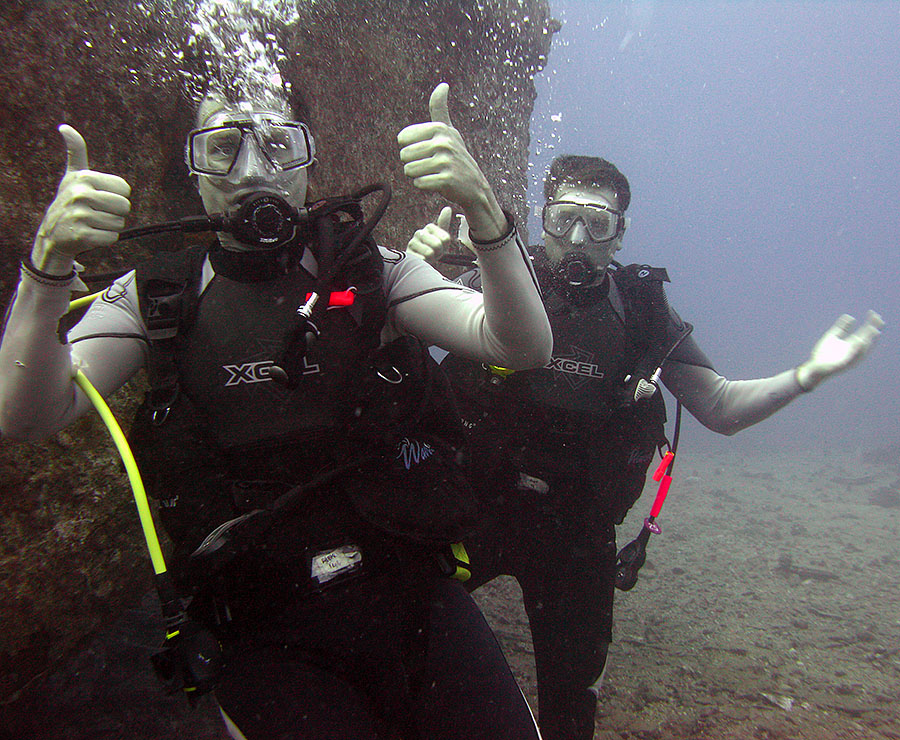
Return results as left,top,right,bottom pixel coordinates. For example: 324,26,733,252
653,451,675,482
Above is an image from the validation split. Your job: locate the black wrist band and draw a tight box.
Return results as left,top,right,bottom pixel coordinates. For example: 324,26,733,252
22,260,78,282
469,210,516,253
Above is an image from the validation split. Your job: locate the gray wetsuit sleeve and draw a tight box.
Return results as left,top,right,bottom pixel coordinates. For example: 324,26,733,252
2,221,551,440
661,337,806,436
381,223,551,370
0,266,146,440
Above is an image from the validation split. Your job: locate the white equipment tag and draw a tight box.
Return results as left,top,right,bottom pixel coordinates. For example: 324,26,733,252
310,544,363,585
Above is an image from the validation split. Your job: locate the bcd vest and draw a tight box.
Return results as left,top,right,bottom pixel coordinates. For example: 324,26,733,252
128,241,477,576
442,259,688,525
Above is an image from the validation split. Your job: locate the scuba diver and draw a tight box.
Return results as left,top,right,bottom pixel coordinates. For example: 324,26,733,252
407,154,883,740
0,83,552,739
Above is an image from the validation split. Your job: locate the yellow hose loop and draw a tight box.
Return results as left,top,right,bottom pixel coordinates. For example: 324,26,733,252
68,291,104,312
73,369,168,576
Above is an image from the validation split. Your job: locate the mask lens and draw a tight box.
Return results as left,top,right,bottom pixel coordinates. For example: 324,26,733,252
543,203,577,238
188,121,315,176
190,126,244,175
583,207,617,241
257,122,312,169
543,202,620,242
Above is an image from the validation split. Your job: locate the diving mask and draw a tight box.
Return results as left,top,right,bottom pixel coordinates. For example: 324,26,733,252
542,201,625,243
187,118,316,177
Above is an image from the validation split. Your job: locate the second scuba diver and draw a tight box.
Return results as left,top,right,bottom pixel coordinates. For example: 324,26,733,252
0,84,552,739
407,154,883,740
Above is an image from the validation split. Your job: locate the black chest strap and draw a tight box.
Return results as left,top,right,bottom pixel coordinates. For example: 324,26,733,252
136,244,208,422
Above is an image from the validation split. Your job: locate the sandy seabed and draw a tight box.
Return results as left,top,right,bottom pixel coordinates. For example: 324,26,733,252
474,445,900,740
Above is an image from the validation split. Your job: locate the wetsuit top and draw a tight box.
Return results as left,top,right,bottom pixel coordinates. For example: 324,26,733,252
0,222,551,442
446,254,808,438
438,251,810,495
171,245,378,460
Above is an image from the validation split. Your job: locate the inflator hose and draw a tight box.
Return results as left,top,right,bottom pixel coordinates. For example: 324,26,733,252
68,291,105,312
69,293,169,580
73,368,168,577
74,361,221,698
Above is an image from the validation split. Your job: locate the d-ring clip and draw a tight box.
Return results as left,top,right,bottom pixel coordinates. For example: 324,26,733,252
376,365,403,384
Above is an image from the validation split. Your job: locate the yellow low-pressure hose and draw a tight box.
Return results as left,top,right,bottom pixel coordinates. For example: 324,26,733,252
73,369,168,576
68,290,105,312
69,293,168,577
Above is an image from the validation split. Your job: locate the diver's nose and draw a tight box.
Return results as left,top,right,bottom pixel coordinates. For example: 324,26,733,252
227,136,275,184
568,219,588,245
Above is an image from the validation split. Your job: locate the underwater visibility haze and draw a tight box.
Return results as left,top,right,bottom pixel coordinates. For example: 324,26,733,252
0,1,898,739
529,0,899,455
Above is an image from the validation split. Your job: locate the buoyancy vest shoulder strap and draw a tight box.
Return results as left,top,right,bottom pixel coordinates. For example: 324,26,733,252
135,244,208,416
610,262,672,338
611,262,693,397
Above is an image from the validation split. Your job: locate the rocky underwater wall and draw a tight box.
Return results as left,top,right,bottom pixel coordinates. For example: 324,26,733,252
0,0,554,705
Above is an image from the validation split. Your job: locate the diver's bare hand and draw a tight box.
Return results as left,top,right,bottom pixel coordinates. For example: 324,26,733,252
795,311,884,390
407,207,475,265
398,83,505,242
31,125,131,274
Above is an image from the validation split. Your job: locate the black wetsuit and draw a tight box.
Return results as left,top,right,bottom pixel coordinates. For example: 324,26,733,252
128,242,541,740
441,256,693,740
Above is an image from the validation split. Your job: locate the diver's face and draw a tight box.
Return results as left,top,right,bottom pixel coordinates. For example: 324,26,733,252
195,108,310,219
542,184,624,274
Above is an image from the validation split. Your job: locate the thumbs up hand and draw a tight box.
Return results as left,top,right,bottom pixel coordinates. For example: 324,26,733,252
407,207,476,265
31,125,132,273
398,83,506,242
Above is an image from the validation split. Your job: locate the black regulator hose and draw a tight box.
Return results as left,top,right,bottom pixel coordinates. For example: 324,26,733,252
115,184,389,253
268,182,391,387
117,190,308,248
118,214,229,241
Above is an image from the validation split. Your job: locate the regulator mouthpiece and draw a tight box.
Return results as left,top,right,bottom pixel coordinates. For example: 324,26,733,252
228,192,303,247
558,252,597,287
